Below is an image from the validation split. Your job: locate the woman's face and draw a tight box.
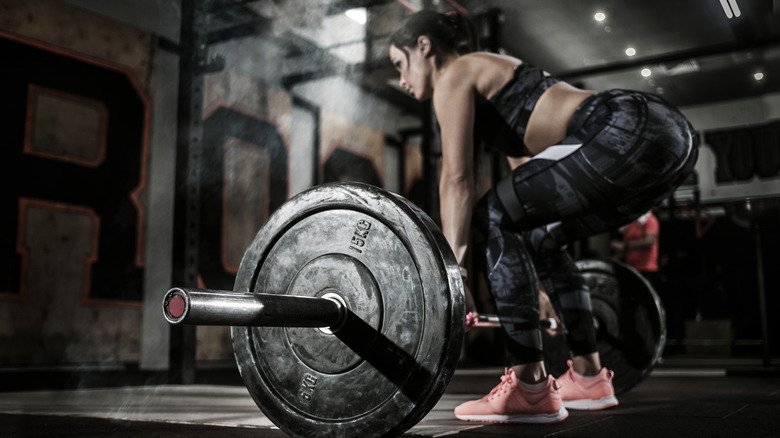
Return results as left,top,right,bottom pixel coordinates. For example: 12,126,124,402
389,39,434,101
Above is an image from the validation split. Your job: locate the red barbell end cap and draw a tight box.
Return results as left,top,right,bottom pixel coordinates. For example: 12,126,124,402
167,294,186,319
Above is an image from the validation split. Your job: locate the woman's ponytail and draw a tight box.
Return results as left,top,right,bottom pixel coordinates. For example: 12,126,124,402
390,10,479,57
442,11,478,54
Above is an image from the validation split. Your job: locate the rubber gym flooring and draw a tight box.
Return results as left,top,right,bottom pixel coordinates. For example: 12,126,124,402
1,365,778,437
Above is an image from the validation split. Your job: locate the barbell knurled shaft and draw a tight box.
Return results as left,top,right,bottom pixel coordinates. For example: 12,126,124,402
163,287,345,328
475,314,556,329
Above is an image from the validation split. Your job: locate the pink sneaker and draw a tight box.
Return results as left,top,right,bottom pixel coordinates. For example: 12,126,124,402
556,360,619,410
454,368,569,424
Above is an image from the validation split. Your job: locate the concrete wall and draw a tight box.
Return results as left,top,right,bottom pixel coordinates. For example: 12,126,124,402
60,0,180,42
0,0,155,366
45,0,180,369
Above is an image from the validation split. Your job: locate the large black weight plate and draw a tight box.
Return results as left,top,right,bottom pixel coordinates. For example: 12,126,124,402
542,259,665,394
231,183,464,437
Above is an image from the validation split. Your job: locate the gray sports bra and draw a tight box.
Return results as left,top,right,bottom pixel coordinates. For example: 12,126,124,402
475,63,559,156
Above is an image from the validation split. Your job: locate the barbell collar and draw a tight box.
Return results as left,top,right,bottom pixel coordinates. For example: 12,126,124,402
163,287,346,329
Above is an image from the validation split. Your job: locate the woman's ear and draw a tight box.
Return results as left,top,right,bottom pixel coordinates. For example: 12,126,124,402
417,35,432,57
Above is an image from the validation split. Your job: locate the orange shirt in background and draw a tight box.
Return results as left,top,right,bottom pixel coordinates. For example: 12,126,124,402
622,213,659,272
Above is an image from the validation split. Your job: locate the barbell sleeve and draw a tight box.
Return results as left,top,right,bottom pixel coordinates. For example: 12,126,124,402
163,287,346,328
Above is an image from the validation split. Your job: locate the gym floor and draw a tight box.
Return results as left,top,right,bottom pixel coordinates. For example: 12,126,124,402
2,363,778,437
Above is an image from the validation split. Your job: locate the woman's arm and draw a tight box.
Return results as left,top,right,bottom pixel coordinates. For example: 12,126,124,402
433,69,476,270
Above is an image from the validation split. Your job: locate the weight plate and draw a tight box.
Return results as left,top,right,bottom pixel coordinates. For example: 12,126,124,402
231,183,464,437
542,259,666,394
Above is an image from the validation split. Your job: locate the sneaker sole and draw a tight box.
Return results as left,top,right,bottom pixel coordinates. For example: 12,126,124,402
455,407,569,424
563,395,619,410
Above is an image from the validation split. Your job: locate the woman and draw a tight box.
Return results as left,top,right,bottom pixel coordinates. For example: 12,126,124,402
389,11,697,424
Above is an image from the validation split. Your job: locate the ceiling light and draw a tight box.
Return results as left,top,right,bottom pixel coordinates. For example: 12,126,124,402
625,47,636,57
719,0,741,19
594,12,606,22
345,7,367,25
730,0,742,17
754,72,765,81
641,68,652,77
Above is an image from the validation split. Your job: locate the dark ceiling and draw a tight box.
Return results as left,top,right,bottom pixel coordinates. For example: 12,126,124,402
204,0,780,109
468,0,780,107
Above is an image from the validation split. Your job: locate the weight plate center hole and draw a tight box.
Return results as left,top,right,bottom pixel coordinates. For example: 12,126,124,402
319,292,348,335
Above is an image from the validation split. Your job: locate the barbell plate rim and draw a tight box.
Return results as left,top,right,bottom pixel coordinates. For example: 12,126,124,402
574,258,666,394
608,259,667,383
231,182,465,437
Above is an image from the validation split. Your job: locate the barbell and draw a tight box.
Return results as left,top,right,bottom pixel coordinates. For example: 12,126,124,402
162,182,665,437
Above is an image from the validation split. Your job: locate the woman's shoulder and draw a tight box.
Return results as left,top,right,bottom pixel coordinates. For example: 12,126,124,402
442,53,519,80
442,53,523,99
448,52,521,73
436,56,477,91
463,51,523,64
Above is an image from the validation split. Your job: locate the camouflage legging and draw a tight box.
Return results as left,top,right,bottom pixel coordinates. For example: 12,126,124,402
473,89,698,364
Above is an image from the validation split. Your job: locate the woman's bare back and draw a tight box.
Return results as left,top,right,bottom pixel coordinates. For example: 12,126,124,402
450,53,593,155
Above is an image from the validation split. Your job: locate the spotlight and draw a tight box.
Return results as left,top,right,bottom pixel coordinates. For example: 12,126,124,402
594,12,606,22
719,0,742,19
625,47,636,57
754,72,764,81
641,68,652,78
345,8,367,25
